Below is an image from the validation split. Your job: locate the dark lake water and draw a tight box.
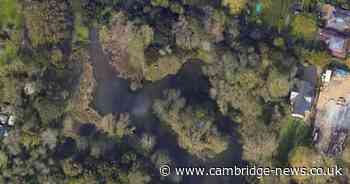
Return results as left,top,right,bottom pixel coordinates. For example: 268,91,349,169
89,28,245,184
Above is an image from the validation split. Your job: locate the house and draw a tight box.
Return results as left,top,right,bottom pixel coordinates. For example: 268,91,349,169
290,81,315,119
319,29,350,58
319,4,350,58
321,4,350,33
290,66,317,119
0,114,8,125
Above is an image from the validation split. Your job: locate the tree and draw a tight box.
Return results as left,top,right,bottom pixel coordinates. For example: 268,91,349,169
127,169,151,184
202,43,296,167
41,129,59,150
151,0,169,8
267,69,290,99
224,18,240,47
221,0,247,15
139,133,157,154
277,118,311,164
98,113,135,139
302,50,332,69
0,76,21,105
33,97,65,124
151,150,173,169
288,146,334,184
20,132,41,150
260,0,294,31
202,7,226,42
288,146,315,182
101,12,154,89
172,16,209,50
242,126,278,166
153,89,228,159
0,0,22,29
0,151,8,170
145,55,183,81
23,0,73,47
291,14,317,41
62,159,82,177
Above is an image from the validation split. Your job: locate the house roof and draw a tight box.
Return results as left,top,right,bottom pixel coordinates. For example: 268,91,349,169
322,4,350,33
319,28,349,58
319,4,350,58
290,80,315,117
292,95,313,117
300,66,317,86
296,80,315,98
329,36,346,50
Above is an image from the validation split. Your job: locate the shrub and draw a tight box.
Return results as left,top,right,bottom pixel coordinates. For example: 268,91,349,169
222,0,247,15
291,14,317,41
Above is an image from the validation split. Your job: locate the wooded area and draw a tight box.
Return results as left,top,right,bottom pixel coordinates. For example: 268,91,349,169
0,0,349,183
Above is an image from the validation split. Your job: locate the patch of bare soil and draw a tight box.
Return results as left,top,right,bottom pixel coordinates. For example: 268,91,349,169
315,76,350,154
317,76,350,110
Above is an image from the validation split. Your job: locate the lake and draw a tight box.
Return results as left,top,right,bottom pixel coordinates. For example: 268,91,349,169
89,27,245,184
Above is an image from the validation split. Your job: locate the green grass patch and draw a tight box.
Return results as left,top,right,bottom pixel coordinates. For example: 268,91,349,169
0,0,22,28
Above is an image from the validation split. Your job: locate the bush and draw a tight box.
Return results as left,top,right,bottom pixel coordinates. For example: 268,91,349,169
74,13,89,43
145,55,183,81
303,50,332,69
151,0,169,7
153,90,228,159
222,0,247,15
0,151,8,170
0,0,22,28
0,39,19,66
34,98,65,124
24,0,72,47
267,69,290,99
277,118,311,164
260,0,294,30
291,14,317,41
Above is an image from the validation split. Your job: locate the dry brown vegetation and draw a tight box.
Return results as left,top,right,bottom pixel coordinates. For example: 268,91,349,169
101,12,153,89
71,60,101,124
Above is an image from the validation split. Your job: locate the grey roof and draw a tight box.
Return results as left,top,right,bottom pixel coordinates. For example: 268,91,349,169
318,28,349,57
329,36,346,50
296,80,315,97
326,8,350,32
300,66,317,86
292,95,312,116
291,80,315,116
